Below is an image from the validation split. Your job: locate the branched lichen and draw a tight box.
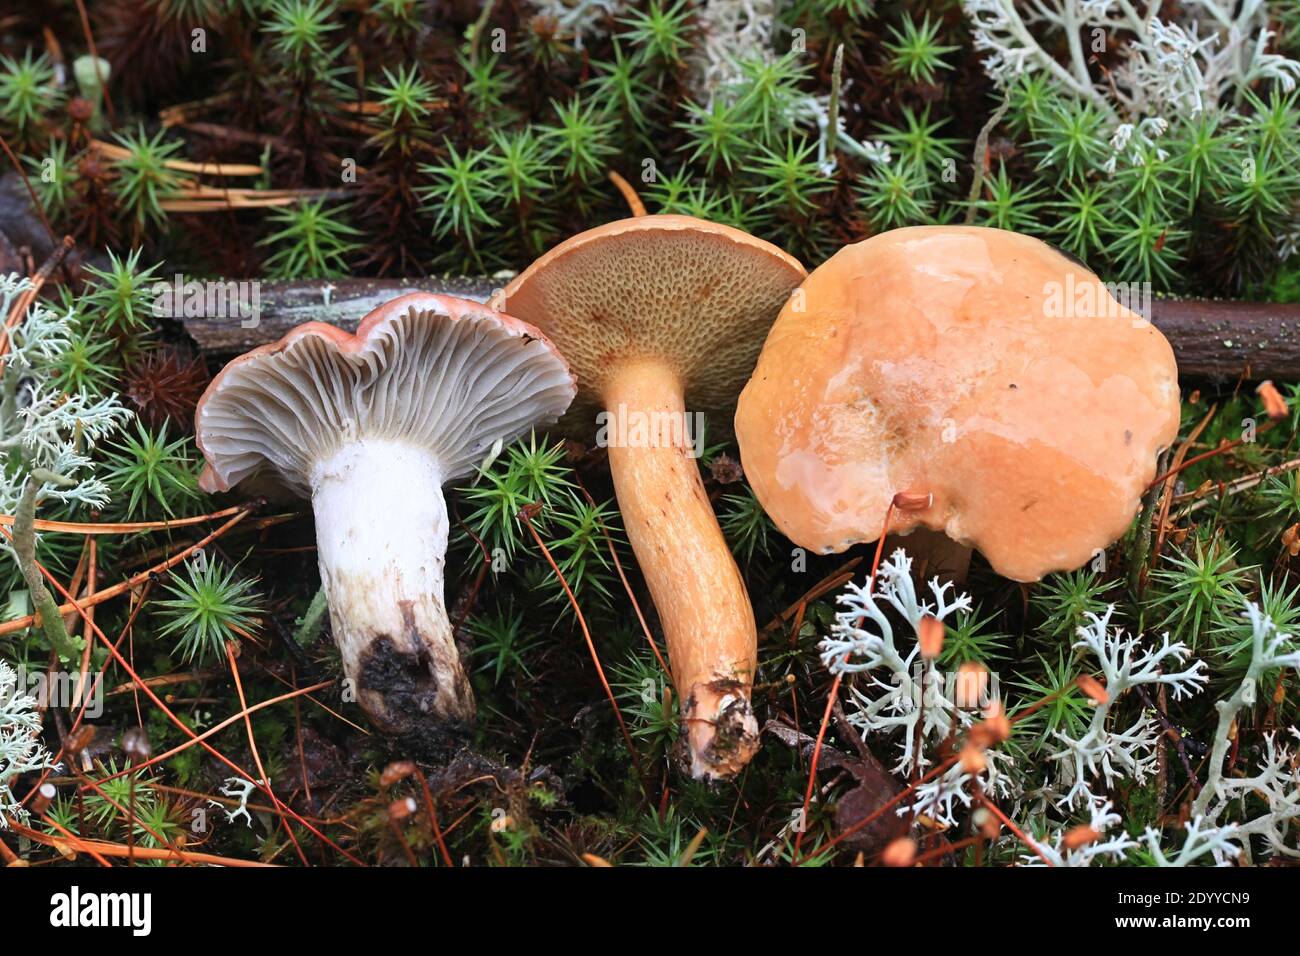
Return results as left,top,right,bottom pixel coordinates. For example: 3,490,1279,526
0,273,130,658
821,549,974,774
1023,798,1139,866
908,749,1017,828
0,274,130,515
824,552,1300,863
1049,607,1207,808
211,775,261,827
687,0,777,102
964,0,1300,116
529,0,629,50
0,660,54,828
1190,603,1300,860
1023,799,1239,866
962,0,1300,166
1142,816,1242,866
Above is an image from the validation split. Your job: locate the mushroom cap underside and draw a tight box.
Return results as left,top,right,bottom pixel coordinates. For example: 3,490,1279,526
735,225,1181,582
496,214,806,429
196,292,576,495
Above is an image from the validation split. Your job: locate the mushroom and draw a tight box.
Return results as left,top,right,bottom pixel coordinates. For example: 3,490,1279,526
495,214,806,779
195,293,575,739
735,225,1181,583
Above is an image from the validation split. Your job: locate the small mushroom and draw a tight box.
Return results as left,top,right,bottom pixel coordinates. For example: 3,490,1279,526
195,293,575,738
497,214,806,780
735,226,1180,583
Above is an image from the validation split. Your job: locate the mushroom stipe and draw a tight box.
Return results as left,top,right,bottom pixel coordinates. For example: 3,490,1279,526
195,293,576,740
496,215,806,781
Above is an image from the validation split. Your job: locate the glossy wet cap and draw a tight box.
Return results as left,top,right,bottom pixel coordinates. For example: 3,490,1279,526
735,226,1181,582
196,293,576,495
494,214,806,426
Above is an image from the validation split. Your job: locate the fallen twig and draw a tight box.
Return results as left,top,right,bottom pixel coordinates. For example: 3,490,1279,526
180,279,1300,381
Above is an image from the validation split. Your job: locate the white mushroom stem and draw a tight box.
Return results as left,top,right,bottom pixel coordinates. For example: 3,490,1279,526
602,358,760,781
310,438,474,734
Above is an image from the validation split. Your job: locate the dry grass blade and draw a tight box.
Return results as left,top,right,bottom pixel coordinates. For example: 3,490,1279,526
0,504,251,535
14,822,277,866
90,139,262,176
0,506,255,636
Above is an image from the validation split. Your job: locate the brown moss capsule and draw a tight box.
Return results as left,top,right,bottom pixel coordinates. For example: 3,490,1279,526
1077,674,1109,705
387,797,418,823
1256,380,1288,421
122,727,151,765
918,614,945,660
380,760,417,788
66,725,97,757
880,837,917,867
1062,825,1100,850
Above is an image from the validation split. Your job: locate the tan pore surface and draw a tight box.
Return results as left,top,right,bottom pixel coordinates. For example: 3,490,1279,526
496,214,806,429
735,226,1181,583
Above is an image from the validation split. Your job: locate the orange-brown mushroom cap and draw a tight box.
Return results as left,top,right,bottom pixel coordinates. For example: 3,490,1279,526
495,214,806,424
735,226,1181,583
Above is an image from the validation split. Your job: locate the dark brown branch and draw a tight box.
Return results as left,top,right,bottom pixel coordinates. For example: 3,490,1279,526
1148,299,1300,382
180,278,1300,381
180,277,499,355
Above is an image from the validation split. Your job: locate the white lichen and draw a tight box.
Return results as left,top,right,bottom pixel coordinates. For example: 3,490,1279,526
965,0,1300,113
0,660,53,828
0,273,130,519
1189,603,1300,861
1022,797,1139,866
1023,800,1242,867
1050,607,1207,808
790,84,893,175
821,554,1300,862
211,775,262,827
528,0,629,50
687,0,777,102
1142,816,1242,866
820,549,974,774
962,0,1300,167
908,748,1018,828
